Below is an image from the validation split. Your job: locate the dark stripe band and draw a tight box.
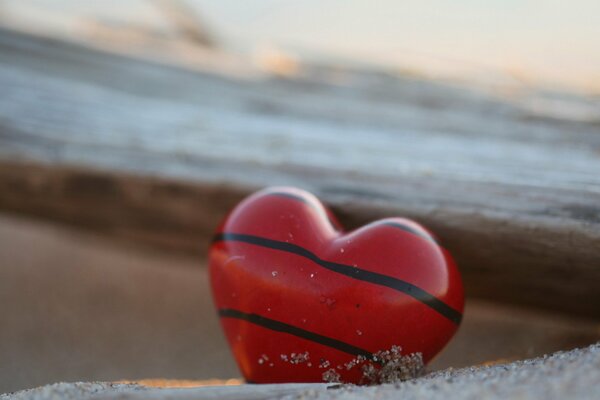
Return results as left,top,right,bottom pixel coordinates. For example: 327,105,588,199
213,233,462,325
219,308,373,359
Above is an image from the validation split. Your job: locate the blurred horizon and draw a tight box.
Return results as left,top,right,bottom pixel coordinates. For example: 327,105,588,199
1,0,599,95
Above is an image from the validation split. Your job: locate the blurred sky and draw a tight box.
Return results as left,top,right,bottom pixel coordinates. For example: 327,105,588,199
3,0,600,92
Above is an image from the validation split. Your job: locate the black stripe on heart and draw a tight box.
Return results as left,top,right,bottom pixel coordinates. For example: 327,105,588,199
218,308,374,359
265,191,437,244
212,233,462,325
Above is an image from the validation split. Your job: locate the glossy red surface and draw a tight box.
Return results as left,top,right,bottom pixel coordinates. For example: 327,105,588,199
209,187,464,384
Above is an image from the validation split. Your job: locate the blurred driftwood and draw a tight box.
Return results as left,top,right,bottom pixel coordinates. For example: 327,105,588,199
0,27,599,318
149,0,216,47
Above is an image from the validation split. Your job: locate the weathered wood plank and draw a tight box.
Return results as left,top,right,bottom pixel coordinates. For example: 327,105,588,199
0,28,599,317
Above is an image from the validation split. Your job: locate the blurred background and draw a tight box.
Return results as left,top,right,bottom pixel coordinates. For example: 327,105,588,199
2,0,600,92
1,0,599,394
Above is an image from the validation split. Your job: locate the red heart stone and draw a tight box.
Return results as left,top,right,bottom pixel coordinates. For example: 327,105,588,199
209,187,463,384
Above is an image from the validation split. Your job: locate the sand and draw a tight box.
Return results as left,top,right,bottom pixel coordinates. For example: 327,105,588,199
3,343,598,400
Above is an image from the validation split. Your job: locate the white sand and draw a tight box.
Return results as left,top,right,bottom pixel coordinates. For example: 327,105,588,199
3,343,599,400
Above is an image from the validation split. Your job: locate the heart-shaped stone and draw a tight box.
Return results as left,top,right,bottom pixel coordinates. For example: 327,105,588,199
209,187,463,384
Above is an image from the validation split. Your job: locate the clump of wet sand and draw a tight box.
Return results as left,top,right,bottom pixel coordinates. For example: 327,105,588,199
320,345,424,384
